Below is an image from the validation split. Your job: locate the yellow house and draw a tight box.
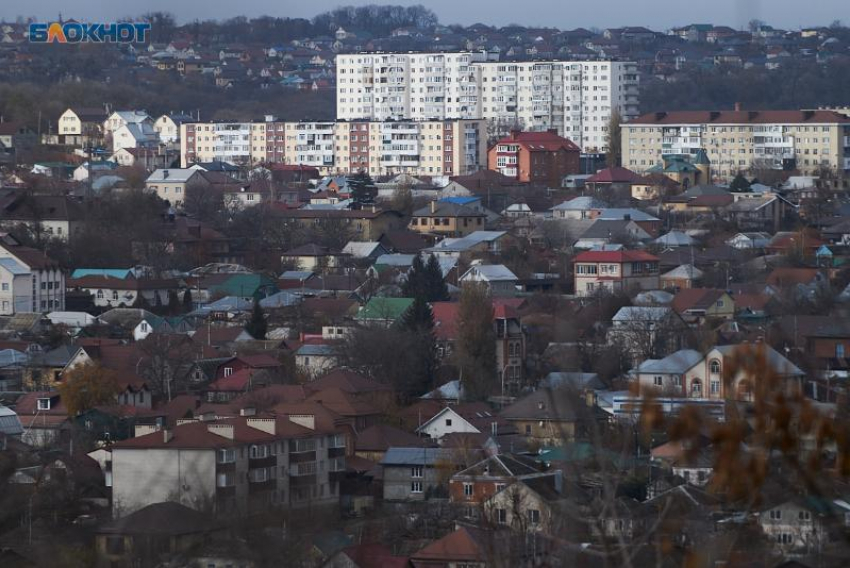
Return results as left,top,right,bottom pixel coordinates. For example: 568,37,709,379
672,288,736,322
410,200,488,238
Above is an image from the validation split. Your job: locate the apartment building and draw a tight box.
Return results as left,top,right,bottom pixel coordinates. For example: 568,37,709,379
336,52,640,151
488,129,581,185
180,118,486,176
622,109,850,182
110,415,345,517
0,236,65,314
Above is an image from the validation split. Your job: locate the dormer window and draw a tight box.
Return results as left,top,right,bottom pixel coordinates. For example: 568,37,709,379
37,398,51,411
224,367,233,377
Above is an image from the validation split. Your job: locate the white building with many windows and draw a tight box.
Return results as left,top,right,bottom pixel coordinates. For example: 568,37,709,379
336,52,639,152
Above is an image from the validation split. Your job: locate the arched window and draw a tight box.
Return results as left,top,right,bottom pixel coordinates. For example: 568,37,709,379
709,360,721,375
96,290,104,299
691,379,702,397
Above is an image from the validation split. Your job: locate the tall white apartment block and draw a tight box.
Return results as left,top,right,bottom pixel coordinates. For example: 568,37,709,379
180,118,486,177
336,52,639,152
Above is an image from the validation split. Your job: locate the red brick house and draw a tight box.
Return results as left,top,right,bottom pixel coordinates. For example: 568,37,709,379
488,130,580,186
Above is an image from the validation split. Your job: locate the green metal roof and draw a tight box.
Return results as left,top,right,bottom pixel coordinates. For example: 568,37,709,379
355,297,414,322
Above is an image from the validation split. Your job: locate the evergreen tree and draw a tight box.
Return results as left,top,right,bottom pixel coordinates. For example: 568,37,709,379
153,291,164,314
730,172,752,192
401,295,435,334
133,292,150,310
182,289,193,312
167,290,181,316
348,172,377,205
399,296,437,400
424,254,449,302
245,299,268,340
402,253,427,298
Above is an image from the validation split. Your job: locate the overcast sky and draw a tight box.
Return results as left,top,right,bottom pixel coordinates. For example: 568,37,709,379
2,0,847,30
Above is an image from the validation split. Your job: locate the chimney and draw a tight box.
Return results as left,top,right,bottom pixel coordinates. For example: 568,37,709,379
510,129,521,140
247,417,275,434
163,428,174,444
288,414,315,430
430,200,437,213
734,102,741,112
553,469,564,494
207,424,234,439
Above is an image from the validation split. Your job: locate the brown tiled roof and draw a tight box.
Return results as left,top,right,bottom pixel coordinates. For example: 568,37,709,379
355,424,428,452
411,526,489,563
630,110,850,125
671,288,727,314
0,243,60,269
308,368,392,394
307,387,380,417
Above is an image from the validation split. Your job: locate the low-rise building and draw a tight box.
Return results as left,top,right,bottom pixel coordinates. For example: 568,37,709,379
573,249,660,297
488,130,581,185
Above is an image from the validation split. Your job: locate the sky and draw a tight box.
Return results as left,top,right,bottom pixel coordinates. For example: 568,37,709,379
1,0,847,30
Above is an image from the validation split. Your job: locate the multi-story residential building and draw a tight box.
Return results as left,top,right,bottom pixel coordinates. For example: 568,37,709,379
0,122,37,164
154,113,195,146
110,415,345,517
179,118,487,177
336,52,640,151
0,236,65,314
487,130,581,185
573,249,660,296
622,109,850,182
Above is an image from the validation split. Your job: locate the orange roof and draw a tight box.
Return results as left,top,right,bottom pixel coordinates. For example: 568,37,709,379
411,526,488,563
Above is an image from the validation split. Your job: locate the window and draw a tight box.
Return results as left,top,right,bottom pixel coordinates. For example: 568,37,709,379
224,367,234,377
37,398,51,411
445,418,452,427
528,509,541,525
710,360,721,374
672,375,682,386
710,380,720,395
653,376,663,386
106,536,125,555
1,283,7,291
497,508,507,524
691,379,702,396
217,448,235,463
525,424,532,436
777,533,793,544
837,344,845,359
769,509,782,520
112,291,119,301
463,483,473,497
411,481,423,493
496,483,506,492
411,466,423,478
799,510,811,521
249,444,268,459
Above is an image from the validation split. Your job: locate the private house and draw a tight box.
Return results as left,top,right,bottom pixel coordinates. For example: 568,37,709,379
281,244,342,272
500,388,582,445
573,249,660,297
459,264,518,296
110,416,345,517
726,232,771,250
13,391,69,447
154,113,195,145
103,110,153,139
449,454,548,509
722,193,792,232
426,231,515,261
432,301,526,390
0,236,65,313
65,276,179,309
584,166,645,193
295,343,339,377
354,297,414,328
775,315,850,401
608,306,687,364
415,405,507,441
550,196,607,220
381,447,476,501
408,526,500,567
353,424,430,463
341,241,388,261
484,475,578,535
631,344,805,401
671,288,735,323
95,502,225,568
57,107,107,146
110,123,159,154
273,208,405,241
0,194,86,240
0,122,37,164
144,168,204,207
222,183,266,210
660,264,703,290
758,496,834,554
487,130,581,186
410,200,488,238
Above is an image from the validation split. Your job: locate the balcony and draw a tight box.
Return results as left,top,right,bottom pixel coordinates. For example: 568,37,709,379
290,461,317,477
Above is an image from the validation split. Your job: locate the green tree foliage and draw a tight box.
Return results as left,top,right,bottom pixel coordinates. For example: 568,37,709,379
455,283,496,401
167,290,181,316
246,299,268,340
606,109,622,168
401,295,435,334
402,254,427,299
182,289,193,312
347,172,378,205
729,172,752,192
424,254,450,302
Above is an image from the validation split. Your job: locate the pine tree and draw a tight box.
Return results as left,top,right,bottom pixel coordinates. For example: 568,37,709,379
348,172,377,205
399,296,437,400
401,295,435,334
133,292,150,310
182,289,193,312
729,172,752,193
424,254,449,302
402,254,426,298
167,290,181,316
153,291,164,314
245,299,268,340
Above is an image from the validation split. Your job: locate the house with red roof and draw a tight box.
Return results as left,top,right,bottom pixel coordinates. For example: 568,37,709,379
487,129,581,186
584,166,645,192
573,249,660,297
432,299,526,391
110,415,345,517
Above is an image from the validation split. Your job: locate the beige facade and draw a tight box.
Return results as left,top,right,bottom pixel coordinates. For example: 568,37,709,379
622,110,850,183
180,119,487,177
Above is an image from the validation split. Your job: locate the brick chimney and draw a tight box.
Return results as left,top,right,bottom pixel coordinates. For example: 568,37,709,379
734,102,741,112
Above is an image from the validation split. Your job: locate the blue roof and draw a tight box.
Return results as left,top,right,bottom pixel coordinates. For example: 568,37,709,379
381,447,458,466
439,197,480,205
259,291,300,308
71,268,135,280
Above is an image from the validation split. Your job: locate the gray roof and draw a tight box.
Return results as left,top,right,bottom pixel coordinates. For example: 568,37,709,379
655,231,696,247
421,379,463,400
428,231,507,253
551,196,606,210
280,270,314,280
540,372,604,390
146,168,198,183
594,208,659,222
259,291,300,308
612,306,672,322
579,219,649,240
461,264,518,282
633,349,704,375
501,388,580,422
381,447,457,466
0,257,28,275
662,264,704,280
374,253,416,267
0,403,23,436
712,344,804,376
341,241,385,258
